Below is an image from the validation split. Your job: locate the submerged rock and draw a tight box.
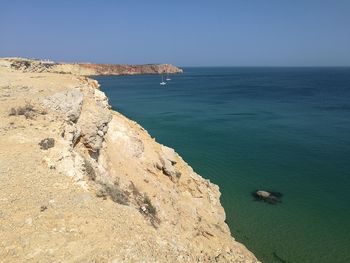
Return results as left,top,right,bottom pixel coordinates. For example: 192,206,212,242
253,190,282,204
256,190,271,198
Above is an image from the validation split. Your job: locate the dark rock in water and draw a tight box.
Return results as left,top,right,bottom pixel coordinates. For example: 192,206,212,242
252,190,282,204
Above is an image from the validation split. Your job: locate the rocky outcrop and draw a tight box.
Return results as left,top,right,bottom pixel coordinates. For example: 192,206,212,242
0,59,258,262
0,57,183,76
156,145,181,181
53,63,183,76
5,58,55,73
253,190,282,204
76,88,112,151
41,89,84,122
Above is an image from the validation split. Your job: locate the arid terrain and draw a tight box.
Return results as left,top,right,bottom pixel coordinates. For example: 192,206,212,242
0,58,258,262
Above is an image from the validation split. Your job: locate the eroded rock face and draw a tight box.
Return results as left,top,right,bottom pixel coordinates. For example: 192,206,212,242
40,80,112,151
62,124,81,147
76,88,112,151
0,58,259,263
102,112,259,262
77,107,111,151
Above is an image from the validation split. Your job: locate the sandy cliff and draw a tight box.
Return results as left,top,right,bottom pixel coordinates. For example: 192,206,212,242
0,58,258,262
0,57,183,76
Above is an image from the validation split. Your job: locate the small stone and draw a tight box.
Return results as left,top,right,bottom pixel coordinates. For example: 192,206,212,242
38,138,55,150
97,130,104,137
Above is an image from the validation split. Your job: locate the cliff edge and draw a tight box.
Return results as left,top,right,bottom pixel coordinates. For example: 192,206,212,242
0,58,258,262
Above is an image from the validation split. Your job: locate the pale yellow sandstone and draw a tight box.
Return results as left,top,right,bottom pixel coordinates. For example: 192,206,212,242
0,58,259,262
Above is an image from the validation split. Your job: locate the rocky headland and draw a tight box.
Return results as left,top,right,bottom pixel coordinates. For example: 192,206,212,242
0,57,183,76
0,58,258,262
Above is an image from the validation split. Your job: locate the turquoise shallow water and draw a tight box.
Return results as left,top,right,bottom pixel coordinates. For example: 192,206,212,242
95,67,350,263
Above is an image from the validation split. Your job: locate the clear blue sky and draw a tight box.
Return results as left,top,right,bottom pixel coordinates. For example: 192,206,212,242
1,0,349,66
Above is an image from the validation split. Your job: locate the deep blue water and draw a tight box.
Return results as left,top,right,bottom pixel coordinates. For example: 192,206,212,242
95,67,350,263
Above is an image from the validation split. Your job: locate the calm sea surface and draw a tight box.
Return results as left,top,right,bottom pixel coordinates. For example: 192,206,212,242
95,67,350,263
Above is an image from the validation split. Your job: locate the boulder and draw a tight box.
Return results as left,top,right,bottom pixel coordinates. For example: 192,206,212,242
160,156,176,177
77,104,112,151
161,145,177,165
253,190,282,204
256,190,271,198
41,89,83,122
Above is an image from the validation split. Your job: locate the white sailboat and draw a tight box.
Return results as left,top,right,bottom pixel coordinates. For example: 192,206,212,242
160,74,166,86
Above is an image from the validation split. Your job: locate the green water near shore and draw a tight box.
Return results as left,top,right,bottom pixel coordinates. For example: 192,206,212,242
96,67,350,263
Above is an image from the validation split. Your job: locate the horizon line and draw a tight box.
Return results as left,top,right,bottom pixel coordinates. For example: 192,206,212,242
2,57,350,68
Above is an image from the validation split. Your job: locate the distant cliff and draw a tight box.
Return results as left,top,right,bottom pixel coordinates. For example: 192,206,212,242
0,57,183,76
56,63,183,76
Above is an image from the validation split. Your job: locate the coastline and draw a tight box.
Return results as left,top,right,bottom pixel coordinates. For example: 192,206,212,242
0,57,183,76
0,58,259,262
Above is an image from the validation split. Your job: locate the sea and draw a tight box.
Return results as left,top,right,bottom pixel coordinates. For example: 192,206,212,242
95,67,350,263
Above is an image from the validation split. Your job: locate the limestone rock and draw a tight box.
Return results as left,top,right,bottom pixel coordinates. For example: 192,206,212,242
161,145,178,164
41,89,83,122
160,156,176,177
94,88,110,108
62,124,81,146
77,106,112,151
